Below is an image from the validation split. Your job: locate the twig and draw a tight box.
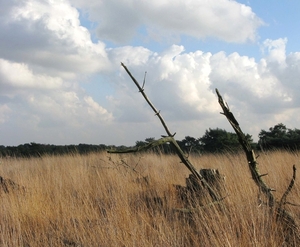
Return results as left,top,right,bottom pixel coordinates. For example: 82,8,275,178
142,71,147,89
285,202,300,207
279,165,297,209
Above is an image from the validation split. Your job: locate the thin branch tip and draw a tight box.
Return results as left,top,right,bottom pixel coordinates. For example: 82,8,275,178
259,173,268,177
155,110,161,116
142,71,147,89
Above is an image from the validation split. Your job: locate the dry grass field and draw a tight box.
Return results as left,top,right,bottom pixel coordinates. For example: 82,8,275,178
0,150,299,246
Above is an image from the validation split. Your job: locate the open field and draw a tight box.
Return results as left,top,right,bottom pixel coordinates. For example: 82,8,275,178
0,150,299,246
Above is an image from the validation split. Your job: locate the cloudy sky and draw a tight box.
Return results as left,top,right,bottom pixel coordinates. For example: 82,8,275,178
1,0,300,146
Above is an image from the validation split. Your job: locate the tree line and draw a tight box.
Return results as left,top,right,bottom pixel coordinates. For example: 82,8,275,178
0,123,299,158
0,143,108,158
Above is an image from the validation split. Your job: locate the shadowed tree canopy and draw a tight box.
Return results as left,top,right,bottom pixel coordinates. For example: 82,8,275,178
258,123,300,150
177,136,203,153
199,128,253,153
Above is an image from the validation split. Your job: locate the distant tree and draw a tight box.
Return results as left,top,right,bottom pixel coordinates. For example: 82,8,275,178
136,140,147,147
0,145,6,156
0,142,110,157
258,123,300,150
136,137,156,147
199,128,253,153
145,137,155,143
135,138,154,151
180,136,202,153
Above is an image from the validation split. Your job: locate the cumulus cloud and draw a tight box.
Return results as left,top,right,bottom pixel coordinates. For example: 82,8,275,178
0,57,113,144
261,38,300,105
0,59,63,94
107,38,300,143
1,0,300,146
0,0,110,78
71,0,263,44
106,45,218,126
0,0,117,145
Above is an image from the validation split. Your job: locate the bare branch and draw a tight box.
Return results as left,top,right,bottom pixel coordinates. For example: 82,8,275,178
279,165,297,208
216,88,275,208
116,63,223,202
142,71,147,89
121,62,173,137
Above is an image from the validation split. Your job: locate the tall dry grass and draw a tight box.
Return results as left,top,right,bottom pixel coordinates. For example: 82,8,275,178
0,150,299,246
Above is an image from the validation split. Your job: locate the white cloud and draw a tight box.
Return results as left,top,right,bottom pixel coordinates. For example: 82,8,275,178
262,38,287,69
84,96,113,122
108,46,153,66
0,58,113,143
71,0,263,44
112,41,289,122
26,91,113,129
107,45,219,126
0,0,110,79
0,0,300,146
107,38,300,143
0,104,11,124
0,59,63,94
208,38,300,116
0,0,117,145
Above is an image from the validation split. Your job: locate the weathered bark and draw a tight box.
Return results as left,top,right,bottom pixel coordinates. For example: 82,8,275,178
216,88,299,245
109,63,222,202
216,88,275,207
121,63,173,137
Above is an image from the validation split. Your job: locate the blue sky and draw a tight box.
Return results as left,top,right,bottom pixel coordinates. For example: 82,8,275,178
0,0,300,146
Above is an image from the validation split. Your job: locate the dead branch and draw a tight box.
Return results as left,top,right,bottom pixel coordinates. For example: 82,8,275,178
121,62,173,137
216,88,300,245
275,165,299,243
279,165,297,209
111,63,222,201
216,88,275,207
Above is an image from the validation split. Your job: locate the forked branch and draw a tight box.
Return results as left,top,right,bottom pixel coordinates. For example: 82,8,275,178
113,63,221,201
216,88,275,207
216,89,300,243
279,165,297,209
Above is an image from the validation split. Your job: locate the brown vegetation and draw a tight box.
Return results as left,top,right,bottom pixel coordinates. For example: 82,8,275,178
0,150,299,246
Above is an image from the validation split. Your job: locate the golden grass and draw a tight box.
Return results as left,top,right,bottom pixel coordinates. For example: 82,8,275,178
0,150,299,246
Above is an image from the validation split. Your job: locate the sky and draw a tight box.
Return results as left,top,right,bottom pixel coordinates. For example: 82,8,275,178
1,0,300,146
